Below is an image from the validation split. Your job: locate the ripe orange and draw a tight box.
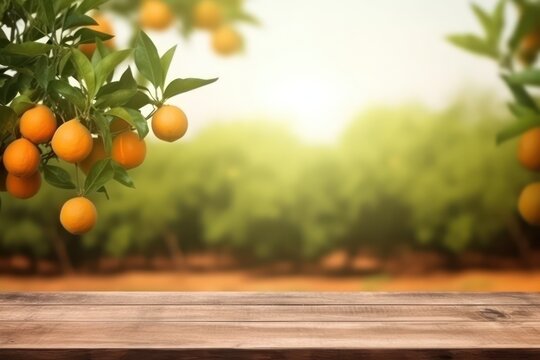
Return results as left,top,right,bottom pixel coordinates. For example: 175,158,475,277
518,128,540,171
60,197,98,235
79,137,107,174
152,105,188,142
2,138,40,177
110,118,131,134
518,30,540,66
112,131,146,169
51,119,94,164
20,105,57,144
79,14,115,57
212,25,242,56
6,172,41,199
518,182,540,225
139,0,174,30
194,0,223,30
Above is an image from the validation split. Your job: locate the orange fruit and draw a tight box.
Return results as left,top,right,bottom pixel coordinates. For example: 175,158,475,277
2,138,40,177
20,105,57,144
212,25,242,56
139,0,174,30
521,30,540,53
79,137,107,174
79,14,115,57
6,172,41,199
518,128,540,171
112,131,146,169
60,197,98,235
51,119,93,164
194,0,223,30
110,118,131,134
518,30,540,66
151,105,188,142
518,182,540,225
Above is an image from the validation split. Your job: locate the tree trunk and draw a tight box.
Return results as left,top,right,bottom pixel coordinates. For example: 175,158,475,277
505,216,532,269
164,230,183,270
48,227,73,274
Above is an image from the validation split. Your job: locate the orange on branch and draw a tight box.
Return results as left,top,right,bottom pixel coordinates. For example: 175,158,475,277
20,105,57,144
139,0,174,30
194,0,223,30
60,197,97,235
6,172,41,199
212,25,242,56
79,14,115,57
518,182,540,225
112,131,146,169
2,138,40,177
51,119,93,164
79,137,107,174
152,105,188,142
518,128,540,171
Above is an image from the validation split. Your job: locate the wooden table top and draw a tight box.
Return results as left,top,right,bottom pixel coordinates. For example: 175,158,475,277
0,292,539,359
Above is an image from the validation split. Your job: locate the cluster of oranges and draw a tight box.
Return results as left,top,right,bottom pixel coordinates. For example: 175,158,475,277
517,128,540,225
0,104,188,235
140,0,243,56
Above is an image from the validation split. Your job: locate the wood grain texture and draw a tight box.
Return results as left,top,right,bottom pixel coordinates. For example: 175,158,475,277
0,292,538,359
1,291,539,305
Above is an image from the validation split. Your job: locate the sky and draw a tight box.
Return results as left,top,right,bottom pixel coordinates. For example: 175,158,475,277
120,0,512,143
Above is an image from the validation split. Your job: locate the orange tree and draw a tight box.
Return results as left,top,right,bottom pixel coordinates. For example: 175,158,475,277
105,0,257,56
449,0,540,226
0,0,217,234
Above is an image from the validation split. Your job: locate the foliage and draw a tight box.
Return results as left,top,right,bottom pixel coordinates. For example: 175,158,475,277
1,98,537,267
448,0,540,143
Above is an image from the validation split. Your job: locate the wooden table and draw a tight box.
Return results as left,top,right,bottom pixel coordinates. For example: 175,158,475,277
0,292,539,359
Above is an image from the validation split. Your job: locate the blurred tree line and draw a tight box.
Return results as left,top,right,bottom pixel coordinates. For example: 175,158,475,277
1,97,539,272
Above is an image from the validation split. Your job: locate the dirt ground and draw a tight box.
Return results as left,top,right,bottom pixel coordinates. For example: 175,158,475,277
1,269,540,291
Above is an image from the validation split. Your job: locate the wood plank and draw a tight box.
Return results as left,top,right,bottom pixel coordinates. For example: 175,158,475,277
1,349,540,360
1,292,539,305
0,304,537,322
1,321,539,349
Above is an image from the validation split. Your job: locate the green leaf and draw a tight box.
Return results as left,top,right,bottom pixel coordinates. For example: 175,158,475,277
95,67,138,108
43,165,76,189
447,34,497,58
134,31,164,88
497,113,540,144
0,105,18,139
107,107,149,138
160,45,177,81
78,0,109,14
84,158,114,195
471,4,492,37
1,42,52,57
124,91,152,110
502,75,539,111
9,95,34,116
73,28,114,45
49,80,86,110
508,6,540,51
71,48,96,98
490,0,505,45
507,68,540,86
95,49,132,88
163,78,218,100
63,12,97,29
112,161,135,188
93,113,112,153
